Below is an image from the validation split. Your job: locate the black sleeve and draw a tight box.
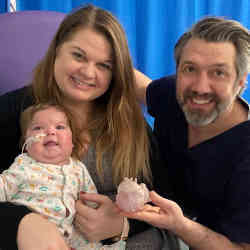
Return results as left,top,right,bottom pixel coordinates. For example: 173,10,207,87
0,204,32,249
0,87,33,249
0,87,33,169
147,123,175,200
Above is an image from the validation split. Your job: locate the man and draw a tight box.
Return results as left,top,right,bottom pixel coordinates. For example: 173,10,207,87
132,17,250,250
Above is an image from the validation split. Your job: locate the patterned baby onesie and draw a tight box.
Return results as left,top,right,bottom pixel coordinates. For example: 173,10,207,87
0,153,125,250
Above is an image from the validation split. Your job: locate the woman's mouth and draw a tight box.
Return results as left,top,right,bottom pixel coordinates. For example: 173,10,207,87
71,76,96,87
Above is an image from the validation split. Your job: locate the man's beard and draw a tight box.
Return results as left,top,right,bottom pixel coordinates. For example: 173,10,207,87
177,89,237,127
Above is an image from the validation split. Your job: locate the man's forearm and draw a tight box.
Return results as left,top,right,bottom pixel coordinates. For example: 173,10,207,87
176,217,250,250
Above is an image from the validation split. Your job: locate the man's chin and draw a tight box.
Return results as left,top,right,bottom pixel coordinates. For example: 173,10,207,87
184,111,218,127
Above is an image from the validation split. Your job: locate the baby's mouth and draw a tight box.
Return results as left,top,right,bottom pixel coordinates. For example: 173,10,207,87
44,141,58,147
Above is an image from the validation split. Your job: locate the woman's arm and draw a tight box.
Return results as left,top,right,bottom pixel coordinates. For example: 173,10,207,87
0,87,34,249
74,123,175,248
0,87,33,170
1,206,68,250
17,213,69,250
0,203,31,249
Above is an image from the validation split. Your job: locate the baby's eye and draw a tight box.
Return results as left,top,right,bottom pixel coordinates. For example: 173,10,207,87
32,126,42,131
56,125,66,130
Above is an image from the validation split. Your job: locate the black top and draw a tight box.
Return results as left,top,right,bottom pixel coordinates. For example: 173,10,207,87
146,75,250,243
0,87,33,249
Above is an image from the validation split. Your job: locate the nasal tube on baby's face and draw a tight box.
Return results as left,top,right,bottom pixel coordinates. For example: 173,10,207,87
22,133,46,153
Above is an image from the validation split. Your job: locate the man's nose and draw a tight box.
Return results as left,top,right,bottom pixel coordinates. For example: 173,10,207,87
191,72,211,94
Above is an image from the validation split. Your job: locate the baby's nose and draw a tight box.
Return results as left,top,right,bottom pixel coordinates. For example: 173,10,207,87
46,127,56,135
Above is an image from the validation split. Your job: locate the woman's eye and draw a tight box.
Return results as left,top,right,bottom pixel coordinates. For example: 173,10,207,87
72,52,84,61
99,63,112,70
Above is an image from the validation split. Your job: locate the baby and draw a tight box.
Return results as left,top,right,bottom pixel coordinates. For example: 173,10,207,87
0,103,126,250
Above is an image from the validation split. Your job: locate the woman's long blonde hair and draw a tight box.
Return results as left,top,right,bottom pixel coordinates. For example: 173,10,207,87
31,4,152,186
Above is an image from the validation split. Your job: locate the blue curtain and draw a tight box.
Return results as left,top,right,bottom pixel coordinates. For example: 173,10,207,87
0,0,8,12
15,0,250,125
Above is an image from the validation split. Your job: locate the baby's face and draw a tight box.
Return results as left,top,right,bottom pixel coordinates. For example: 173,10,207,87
25,107,73,165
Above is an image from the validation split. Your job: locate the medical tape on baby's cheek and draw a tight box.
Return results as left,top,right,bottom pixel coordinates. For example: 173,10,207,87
21,133,46,153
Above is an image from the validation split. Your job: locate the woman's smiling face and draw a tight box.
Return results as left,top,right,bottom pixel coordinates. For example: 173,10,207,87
54,28,113,106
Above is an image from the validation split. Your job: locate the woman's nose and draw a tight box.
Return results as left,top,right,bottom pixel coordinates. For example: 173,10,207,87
81,62,96,78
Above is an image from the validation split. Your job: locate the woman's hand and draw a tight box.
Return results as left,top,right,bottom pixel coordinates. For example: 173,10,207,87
75,192,124,242
17,213,70,250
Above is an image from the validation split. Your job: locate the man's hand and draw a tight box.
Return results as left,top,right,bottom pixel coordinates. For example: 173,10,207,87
122,191,250,250
122,191,185,232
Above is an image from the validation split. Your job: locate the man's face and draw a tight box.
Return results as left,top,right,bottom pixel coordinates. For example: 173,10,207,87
176,38,245,127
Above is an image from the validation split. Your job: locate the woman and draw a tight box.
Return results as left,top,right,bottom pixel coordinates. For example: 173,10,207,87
0,4,175,250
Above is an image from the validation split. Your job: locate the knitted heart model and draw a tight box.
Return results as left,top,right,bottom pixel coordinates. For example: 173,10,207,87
116,177,151,212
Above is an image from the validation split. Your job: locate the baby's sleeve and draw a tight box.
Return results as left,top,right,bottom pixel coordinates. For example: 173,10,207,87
79,161,98,194
0,155,26,201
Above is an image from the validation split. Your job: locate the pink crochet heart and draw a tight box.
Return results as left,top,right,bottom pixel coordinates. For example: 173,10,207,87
116,177,151,212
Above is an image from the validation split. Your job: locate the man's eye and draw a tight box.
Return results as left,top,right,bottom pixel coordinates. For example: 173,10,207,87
183,66,195,73
214,70,225,77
